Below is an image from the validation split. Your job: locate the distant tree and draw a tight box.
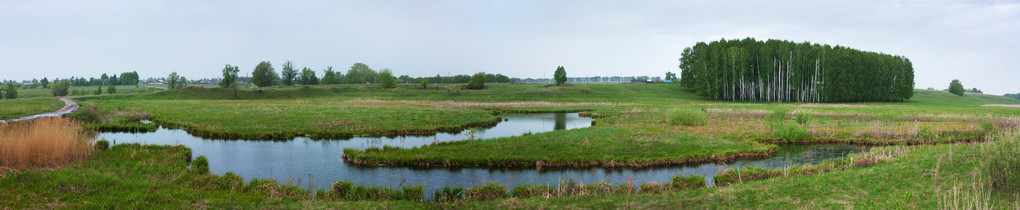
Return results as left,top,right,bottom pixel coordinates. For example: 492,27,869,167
100,73,109,86
665,72,677,82
378,69,396,88
220,64,239,89
949,79,965,96
107,85,116,94
346,63,376,84
420,79,428,89
467,72,486,90
298,67,319,85
1005,93,1020,100
3,83,15,99
167,72,186,90
51,80,70,96
966,88,983,94
95,86,103,95
250,61,278,87
281,60,297,86
40,77,49,88
321,66,338,85
110,75,119,86
179,76,187,88
119,71,140,86
554,66,567,86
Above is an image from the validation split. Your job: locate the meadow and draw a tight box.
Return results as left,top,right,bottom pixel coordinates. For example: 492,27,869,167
2,83,1019,208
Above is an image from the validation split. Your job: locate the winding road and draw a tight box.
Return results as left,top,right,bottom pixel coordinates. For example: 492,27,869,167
0,97,81,123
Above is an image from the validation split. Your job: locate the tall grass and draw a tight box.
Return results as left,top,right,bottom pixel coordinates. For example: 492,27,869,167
0,117,95,170
668,109,707,126
984,129,1020,194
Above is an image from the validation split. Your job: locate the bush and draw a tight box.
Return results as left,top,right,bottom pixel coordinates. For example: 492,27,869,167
776,123,809,142
668,109,707,126
95,140,110,150
420,79,428,89
466,72,485,90
192,155,209,174
949,79,965,96
795,112,813,125
985,130,1020,194
466,182,508,201
74,103,102,124
107,85,117,94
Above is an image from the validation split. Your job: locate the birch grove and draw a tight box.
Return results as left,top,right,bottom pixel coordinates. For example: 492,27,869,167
679,38,914,102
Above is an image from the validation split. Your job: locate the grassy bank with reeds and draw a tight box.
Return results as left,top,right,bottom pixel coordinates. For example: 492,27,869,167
0,98,64,120
0,117,95,170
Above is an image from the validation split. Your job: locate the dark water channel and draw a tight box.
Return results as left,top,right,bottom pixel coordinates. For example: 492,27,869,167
99,113,866,196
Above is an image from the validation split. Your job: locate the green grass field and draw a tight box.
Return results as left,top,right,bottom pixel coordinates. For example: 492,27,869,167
3,83,1020,208
0,98,64,120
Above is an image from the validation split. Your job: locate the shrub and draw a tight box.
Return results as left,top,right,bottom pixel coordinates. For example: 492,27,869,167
402,185,424,201
948,79,965,96
668,109,707,126
95,140,110,150
107,85,116,94
776,123,809,142
74,103,102,124
192,155,209,174
420,79,428,89
670,174,706,190
981,121,997,134
985,130,1020,194
795,112,812,125
466,182,509,201
466,72,485,90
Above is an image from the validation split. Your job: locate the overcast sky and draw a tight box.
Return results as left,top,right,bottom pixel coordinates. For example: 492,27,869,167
2,0,1018,94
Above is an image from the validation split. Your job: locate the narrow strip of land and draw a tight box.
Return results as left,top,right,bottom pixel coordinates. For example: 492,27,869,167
0,97,80,123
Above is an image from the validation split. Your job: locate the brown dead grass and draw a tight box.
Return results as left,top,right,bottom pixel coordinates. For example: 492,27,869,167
0,117,95,170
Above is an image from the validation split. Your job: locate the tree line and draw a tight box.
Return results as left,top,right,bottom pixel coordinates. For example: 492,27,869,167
241,61,511,88
679,38,914,102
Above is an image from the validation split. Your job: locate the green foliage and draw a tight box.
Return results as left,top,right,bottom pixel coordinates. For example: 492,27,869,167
378,69,396,89
512,184,554,198
281,60,297,86
191,155,209,174
167,72,186,90
948,79,965,96
775,123,809,142
220,64,239,89
668,109,707,126
981,121,996,134
4,83,17,99
966,88,982,94
466,182,509,201
95,140,110,150
95,86,102,95
795,112,812,125
679,38,914,102
670,174,706,190
466,72,486,90
320,66,339,84
250,61,278,87
554,66,567,86
299,67,319,85
346,63,376,84
665,72,677,82
420,79,428,89
984,130,1020,194
107,86,116,94
766,110,787,123
1005,93,1020,100
433,186,465,202
39,77,49,88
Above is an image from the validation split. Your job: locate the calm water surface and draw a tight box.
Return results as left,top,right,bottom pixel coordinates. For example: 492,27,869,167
99,113,866,195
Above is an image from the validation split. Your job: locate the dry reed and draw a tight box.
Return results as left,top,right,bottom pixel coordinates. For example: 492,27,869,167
0,117,95,170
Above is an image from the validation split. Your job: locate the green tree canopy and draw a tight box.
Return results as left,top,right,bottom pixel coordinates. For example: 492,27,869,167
346,63,376,84
50,80,70,97
281,60,298,86
554,66,567,86
467,72,486,90
220,64,239,89
378,69,396,88
40,77,49,88
949,79,965,96
250,61,278,87
321,66,339,85
299,67,319,85
679,38,914,102
4,83,16,99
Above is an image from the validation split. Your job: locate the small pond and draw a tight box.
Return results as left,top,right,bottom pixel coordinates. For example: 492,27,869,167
99,113,866,196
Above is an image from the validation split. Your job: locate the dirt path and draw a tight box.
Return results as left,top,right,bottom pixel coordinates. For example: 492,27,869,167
0,97,81,123
982,104,1020,108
